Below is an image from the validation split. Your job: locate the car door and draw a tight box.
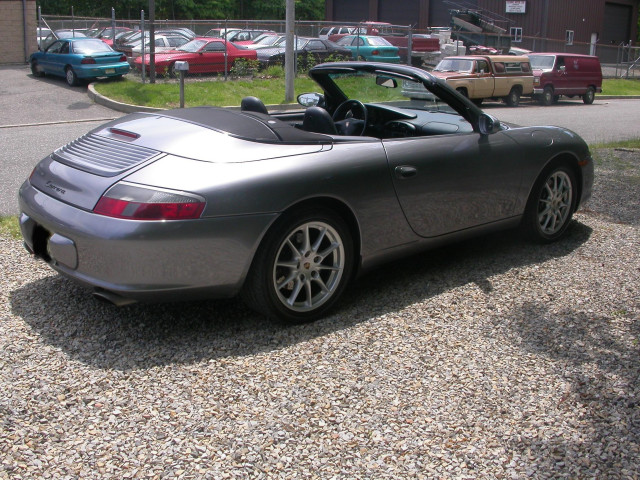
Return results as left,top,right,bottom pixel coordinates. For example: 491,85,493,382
383,128,522,238
305,39,329,63
472,59,495,98
197,41,226,73
39,40,65,74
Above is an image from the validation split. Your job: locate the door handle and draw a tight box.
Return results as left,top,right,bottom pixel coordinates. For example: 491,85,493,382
395,165,417,178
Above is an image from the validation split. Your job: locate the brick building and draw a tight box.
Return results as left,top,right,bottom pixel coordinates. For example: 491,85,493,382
325,0,639,49
1,0,37,64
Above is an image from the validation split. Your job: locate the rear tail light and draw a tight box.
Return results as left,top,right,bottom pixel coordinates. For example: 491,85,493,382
94,182,205,220
371,50,379,56
81,57,97,64
119,55,127,62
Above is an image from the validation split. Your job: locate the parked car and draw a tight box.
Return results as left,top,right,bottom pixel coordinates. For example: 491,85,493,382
527,53,603,106
18,61,593,323
133,37,258,76
204,27,241,38
40,30,88,50
227,29,277,44
129,34,190,60
94,27,132,46
36,27,52,48
116,29,193,57
29,37,130,86
318,25,356,40
256,37,350,68
334,35,401,63
243,33,283,50
424,55,533,106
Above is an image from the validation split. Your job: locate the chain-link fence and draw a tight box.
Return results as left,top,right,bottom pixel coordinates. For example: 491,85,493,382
38,14,639,81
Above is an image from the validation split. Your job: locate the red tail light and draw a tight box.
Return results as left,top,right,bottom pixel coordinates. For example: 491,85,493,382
119,55,127,62
94,182,205,220
81,57,97,64
371,50,380,55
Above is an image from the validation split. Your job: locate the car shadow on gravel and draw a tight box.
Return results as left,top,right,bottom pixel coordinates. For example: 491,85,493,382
497,303,640,476
10,220,593,371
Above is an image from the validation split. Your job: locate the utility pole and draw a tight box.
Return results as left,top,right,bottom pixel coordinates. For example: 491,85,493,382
285,0,295,103
149,0,156,83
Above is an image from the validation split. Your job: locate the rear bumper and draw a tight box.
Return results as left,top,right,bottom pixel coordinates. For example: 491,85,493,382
75,63,130,79
19,181,277,302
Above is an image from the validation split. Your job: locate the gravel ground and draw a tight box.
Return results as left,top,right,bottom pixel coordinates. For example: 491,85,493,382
1,149,638,479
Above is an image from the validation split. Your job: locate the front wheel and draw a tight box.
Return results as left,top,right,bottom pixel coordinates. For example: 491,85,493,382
539,86,554,106
522,164,577,242
242,208,354,324
583,86,595,104
65,67,79,86
31,60,44,77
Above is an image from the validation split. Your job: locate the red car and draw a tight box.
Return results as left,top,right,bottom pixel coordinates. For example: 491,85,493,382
134,37,257,77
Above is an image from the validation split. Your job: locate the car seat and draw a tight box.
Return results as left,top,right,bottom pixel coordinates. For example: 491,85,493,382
240,96,269,114
302,107,337,135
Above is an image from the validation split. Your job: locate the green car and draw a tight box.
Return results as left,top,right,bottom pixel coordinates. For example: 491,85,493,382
335,35,401,63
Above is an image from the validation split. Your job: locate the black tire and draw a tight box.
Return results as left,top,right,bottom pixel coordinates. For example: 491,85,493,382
521,162,577,243
65,67,79,86
505,87,521,107
552,95,560,104
30,60,44,77
583,86,595,104
168,62,177,78
241,207,354,324
539,86,554,106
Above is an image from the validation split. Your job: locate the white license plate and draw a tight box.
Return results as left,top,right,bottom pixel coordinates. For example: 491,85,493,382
105,69,115,74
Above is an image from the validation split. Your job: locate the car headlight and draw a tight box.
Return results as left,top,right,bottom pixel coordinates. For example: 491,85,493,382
94,182,205,220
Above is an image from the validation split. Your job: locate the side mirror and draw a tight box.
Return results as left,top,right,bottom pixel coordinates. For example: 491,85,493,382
297,92,325,107
478,113,501,135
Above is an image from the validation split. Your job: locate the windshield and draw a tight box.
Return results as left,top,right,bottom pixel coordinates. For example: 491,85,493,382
528,55,556,70
328,70,457,113
177,39,207,52
434,59,474,73
366,37,392,46
72,39,114,54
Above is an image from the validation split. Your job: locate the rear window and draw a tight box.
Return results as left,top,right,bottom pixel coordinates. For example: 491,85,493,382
493,61,531,74
72,39,114,54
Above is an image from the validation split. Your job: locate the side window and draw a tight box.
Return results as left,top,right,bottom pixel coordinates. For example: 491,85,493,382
59,42,70,54
476,60,489,73
204,42,225,52
521,62,531,73
168,37,184,47
155,38,165,47
307,40,325,51
47,41,64,54
556,57,566,70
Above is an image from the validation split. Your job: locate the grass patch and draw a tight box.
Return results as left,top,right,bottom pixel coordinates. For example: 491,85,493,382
601,78,640,96
590,138,640,149
0,216,20,239
96,75,320,108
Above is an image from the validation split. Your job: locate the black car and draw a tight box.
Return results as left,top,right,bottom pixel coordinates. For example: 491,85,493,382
256,37,351,68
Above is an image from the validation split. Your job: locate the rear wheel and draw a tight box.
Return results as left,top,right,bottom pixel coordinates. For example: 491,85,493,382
583,86,595,104
539,86,554,106
505,87,521,107
456,87,468,98
65,67,79,86
522,163,577,242
242,207,354,324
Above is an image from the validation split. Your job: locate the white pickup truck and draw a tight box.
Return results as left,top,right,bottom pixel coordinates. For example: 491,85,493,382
429,55,534,106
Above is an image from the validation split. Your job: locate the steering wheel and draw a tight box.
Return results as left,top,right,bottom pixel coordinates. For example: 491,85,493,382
332,100,368,136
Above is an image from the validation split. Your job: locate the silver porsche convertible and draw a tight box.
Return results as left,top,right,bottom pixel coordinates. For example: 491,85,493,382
19,62,593,323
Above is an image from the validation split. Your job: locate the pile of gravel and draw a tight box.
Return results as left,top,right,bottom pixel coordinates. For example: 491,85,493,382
1,149,638,479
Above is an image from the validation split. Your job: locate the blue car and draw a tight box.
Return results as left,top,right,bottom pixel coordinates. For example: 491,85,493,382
30,37,130,86
334,35,401,63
